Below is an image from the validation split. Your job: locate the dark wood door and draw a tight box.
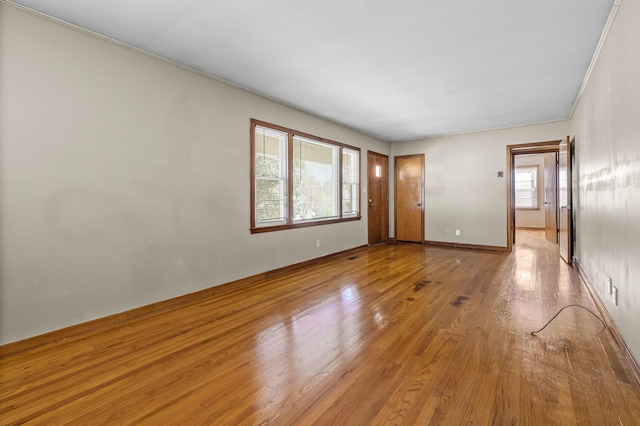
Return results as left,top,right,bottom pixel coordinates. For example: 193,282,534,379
395,154,424,242
558,136,572,264
544,154,558,243
367,151,389,245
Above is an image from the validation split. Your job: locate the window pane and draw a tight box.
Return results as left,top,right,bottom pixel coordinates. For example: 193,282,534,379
255,126,286,178
292,136,338,221
256,178,286,222
342,148,359,216
254,126,287,225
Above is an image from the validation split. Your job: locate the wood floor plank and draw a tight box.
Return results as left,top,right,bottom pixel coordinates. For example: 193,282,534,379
1,230,640,424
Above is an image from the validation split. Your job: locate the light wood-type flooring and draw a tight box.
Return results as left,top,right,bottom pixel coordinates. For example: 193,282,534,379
2,230,640,424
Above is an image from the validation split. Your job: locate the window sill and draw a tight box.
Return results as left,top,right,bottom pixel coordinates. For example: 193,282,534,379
251,216,361,234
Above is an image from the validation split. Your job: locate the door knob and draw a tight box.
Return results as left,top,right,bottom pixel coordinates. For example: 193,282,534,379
417,202,421,207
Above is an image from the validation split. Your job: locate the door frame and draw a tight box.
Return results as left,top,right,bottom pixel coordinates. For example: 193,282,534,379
506,140,561,252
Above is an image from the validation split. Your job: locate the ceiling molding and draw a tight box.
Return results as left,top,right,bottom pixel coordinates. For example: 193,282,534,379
569,0,622,119
4,0,384,142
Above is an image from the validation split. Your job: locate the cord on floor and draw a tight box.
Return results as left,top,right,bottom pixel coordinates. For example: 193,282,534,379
530,304,606,335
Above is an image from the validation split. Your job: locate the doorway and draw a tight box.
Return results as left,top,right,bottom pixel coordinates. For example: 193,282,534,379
506,140,563,253
512,151,558,244
367,151,389,246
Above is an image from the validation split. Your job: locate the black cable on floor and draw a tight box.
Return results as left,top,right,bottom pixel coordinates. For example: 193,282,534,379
530,304,606,335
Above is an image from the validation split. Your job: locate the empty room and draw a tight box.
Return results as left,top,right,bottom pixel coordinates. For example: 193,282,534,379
1,0,639,424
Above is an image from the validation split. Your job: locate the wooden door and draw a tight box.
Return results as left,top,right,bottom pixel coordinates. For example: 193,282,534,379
367,151,389,245
544,154,558,243
558,136,572,264
395,154,424,242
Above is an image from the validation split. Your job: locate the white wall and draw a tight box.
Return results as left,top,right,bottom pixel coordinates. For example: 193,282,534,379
0,4,389,344
571,0,640,362
390,121,569,247
514,153,555,229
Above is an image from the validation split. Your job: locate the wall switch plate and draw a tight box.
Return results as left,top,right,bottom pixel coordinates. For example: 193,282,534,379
612,286,618,306
455,229,461,236
607,278,613,294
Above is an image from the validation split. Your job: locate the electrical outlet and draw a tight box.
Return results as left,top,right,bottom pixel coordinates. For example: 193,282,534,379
607,278,613,294
316,240,320,247
455,229,461,236
612,286,618,306
446,228,451,235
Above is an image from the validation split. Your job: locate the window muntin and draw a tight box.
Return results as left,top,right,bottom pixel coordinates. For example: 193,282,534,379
251,119,360,232
515,165,539,209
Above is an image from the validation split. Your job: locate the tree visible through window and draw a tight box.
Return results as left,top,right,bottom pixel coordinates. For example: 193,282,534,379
251,119,361,233
293,136,338,221
515,165,539,209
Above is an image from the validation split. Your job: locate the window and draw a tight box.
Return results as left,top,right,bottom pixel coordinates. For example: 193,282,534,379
251,119,360,233
254,126,288,226
514,165,539,209
342,148,359,217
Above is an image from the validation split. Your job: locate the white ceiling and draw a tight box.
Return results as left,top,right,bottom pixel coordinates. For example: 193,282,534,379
10,0,614,142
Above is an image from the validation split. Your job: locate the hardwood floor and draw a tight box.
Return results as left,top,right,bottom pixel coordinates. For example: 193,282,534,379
2,230,640,424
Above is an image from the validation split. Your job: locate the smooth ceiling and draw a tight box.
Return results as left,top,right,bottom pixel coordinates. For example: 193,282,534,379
9,0,614,142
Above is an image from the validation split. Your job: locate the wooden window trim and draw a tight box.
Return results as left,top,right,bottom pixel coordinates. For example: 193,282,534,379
250,119,361,233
